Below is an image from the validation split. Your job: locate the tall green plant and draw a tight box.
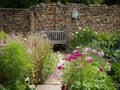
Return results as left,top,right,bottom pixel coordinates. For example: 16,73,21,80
27,34,57,83
0,37,33,84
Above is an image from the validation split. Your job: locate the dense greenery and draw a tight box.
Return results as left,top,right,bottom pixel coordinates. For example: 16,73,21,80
0,0,119,8
67,28,120,87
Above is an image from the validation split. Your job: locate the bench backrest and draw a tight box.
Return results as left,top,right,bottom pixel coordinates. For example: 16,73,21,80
35,30,67,44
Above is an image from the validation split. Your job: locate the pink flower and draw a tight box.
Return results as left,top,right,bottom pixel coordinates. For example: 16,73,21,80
27,49,32,54
92,49,97,54
0,44,6,46
99,67,104,72
57,64,63,70
12,34,17,39
74,53,83,58
82,47,91,54
66,54,72,61
50,74,58,79
72,49,78,54
28,44,33,48
98,51,104,56
2,39,7,44
43,34,47,38
23,38,27,43
71,56,77,61
86,56,92,63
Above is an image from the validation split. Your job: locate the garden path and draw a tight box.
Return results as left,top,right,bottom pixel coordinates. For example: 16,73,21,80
36,51,65,90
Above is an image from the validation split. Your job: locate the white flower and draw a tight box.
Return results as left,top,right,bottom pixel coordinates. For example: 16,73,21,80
79,27,82,30
25,77,30,82
75,32,78,34
29,84,36,90
83,28,86,31
95,32,98,34
72,34,74,36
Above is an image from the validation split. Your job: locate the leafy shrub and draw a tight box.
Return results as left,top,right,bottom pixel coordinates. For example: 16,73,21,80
0,36,33,84
68,28,120,62
0,84,7,90
93,32,120,62
109,63,120,83
68,28,96,52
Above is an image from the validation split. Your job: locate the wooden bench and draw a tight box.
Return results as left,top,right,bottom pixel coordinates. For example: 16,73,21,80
35,30,67,44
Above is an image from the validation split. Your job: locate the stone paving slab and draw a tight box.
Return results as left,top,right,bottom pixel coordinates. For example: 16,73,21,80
36,85,61,90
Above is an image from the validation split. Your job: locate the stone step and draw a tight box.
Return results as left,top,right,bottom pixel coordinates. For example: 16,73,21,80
36,85,61,90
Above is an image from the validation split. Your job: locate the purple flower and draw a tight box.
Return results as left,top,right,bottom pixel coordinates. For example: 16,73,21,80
98,51,104,56
92,49,97,54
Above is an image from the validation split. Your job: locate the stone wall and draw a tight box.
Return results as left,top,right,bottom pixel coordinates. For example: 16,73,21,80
0,8,30,33
0,3,120,34
31,3,120,33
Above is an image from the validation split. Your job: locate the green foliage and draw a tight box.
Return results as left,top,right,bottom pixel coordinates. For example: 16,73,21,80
69,0,103,4
0,0,119,8
60,47,115,90
70,77,115,90
109,63,120,83
39,53,57,83
0,37,33,84
0,84,7,90
68,28,120,62
5,80,26,90
27,34,57,83
93,32,120,62
103,0,120,5
0,31,7,42
68,28,96,52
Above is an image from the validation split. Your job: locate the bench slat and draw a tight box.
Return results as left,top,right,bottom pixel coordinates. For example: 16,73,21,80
35,30,67,44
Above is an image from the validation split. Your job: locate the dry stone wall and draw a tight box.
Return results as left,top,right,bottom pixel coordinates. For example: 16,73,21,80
0,3,120,34
0,8,30,33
